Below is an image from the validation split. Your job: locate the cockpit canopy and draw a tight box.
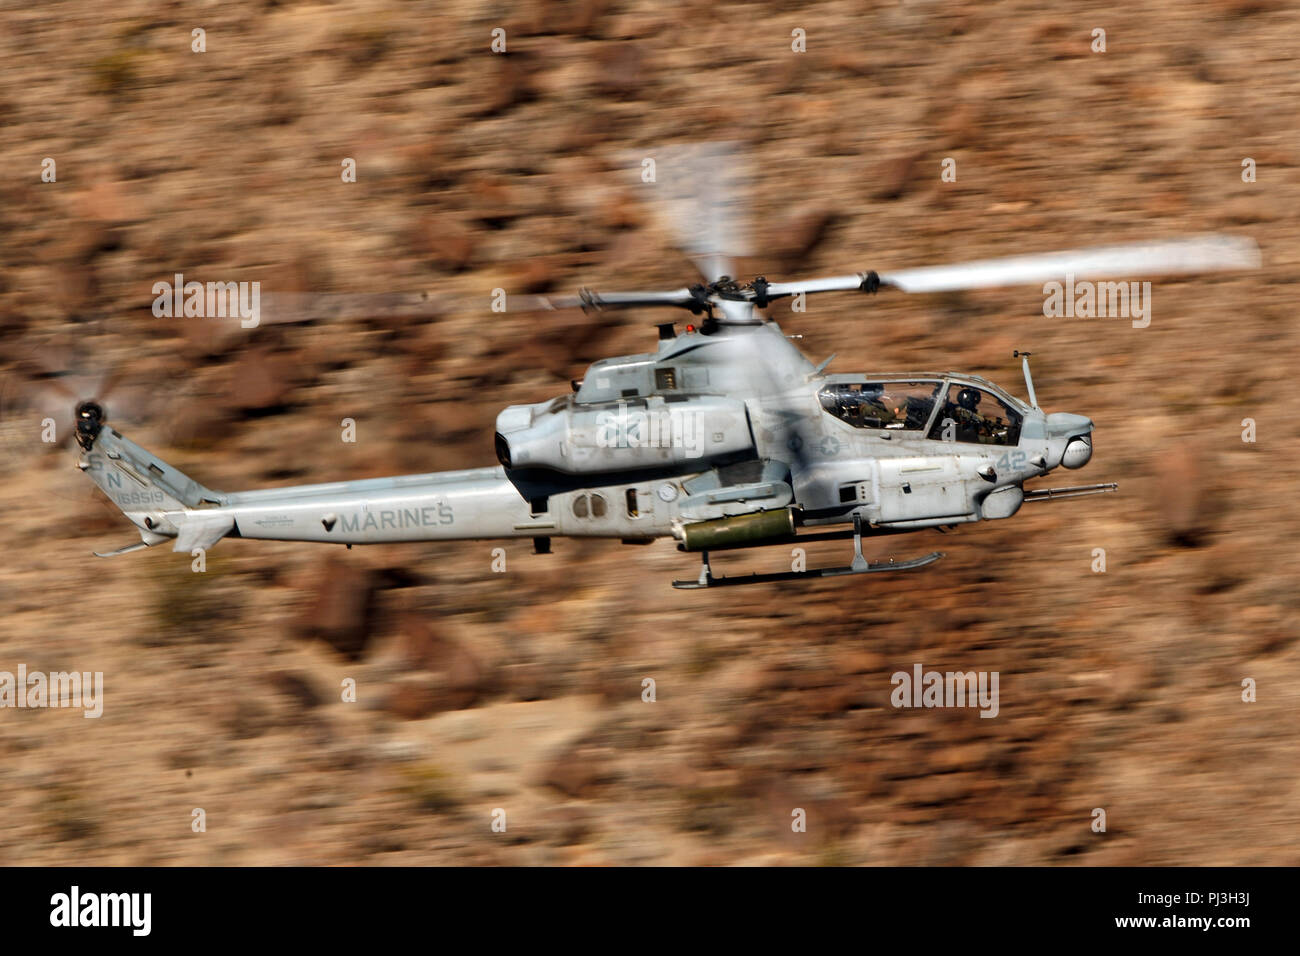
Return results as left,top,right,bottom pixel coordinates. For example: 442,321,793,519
817,377,1024,446
818,381,940,431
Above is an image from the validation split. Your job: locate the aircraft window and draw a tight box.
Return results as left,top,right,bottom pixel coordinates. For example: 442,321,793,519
573,493,608,518
927,384,1022,446
818,381,940,430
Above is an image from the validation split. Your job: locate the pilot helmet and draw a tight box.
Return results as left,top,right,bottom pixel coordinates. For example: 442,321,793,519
957,387,981,411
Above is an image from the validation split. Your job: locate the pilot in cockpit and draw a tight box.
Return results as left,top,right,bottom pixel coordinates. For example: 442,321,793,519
876,387,917,429
949,387,984,442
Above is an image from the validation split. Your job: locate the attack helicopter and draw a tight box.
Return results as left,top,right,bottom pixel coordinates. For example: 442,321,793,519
72,224,1258,587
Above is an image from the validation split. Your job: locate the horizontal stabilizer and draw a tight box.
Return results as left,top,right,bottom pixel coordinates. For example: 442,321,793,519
93,541,152,558
173,513,236,553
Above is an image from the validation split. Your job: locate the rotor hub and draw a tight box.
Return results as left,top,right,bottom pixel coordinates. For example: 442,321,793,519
75,400,105,451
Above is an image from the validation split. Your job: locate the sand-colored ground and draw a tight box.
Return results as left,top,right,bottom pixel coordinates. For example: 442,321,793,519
1,0,1297,864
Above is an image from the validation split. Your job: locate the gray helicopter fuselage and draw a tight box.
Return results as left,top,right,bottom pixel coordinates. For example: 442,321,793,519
491,319,1094,540
78,319,1094,556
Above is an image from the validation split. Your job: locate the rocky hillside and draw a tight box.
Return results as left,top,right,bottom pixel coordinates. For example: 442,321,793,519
0,0,1297,864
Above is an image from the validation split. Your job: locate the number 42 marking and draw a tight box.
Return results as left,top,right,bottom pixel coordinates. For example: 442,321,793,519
996,450,1027,471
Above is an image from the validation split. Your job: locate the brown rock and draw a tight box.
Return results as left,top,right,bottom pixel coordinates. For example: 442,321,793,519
500,661,555,701
591,42,649,98
1238,605,1294,657
73,176,133,225
1151,443,1218,547
767,205,839,270
267,671,323,710
412,215,477,272
541,743,610,798
508,255,566,295
535,0,608,36
385,678,439,720
483,52,537,115
224,698,274,740
542,805,594,846
297,557,381,660
937,102,982,149
465,173,521,226
897,771,977,808
827,49,875,78
226,347,300,413
1217,195,1279,226
398,617,487,711
398,615,446,669
870,153,921,201
1194,541,1249,596
806,797,859,842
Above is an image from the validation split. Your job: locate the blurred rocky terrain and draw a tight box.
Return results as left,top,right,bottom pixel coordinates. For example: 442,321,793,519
1,0,1297,865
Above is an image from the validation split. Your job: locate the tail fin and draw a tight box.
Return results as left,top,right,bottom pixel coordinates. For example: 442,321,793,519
76,405,231,554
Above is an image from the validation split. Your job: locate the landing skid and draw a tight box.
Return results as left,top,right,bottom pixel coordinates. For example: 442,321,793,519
672,515,944,589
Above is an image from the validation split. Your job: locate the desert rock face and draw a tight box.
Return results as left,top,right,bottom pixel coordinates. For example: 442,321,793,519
1,1,1297,865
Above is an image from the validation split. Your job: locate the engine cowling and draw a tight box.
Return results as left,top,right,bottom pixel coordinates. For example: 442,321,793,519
494,395,755,474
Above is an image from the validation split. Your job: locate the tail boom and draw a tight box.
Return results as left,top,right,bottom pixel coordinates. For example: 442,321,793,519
81,425,566,552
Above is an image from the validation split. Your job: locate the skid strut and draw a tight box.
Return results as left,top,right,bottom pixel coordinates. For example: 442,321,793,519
673,516,944,589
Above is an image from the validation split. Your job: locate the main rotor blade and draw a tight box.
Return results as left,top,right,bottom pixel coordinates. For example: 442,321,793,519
258,291,447,324
763,275,869,297
878,234,1260,293
240,287,703,329
763,234,1260,300
521,289,700,313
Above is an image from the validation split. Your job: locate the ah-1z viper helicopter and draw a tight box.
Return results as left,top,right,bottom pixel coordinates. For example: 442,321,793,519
74,229,1257,588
